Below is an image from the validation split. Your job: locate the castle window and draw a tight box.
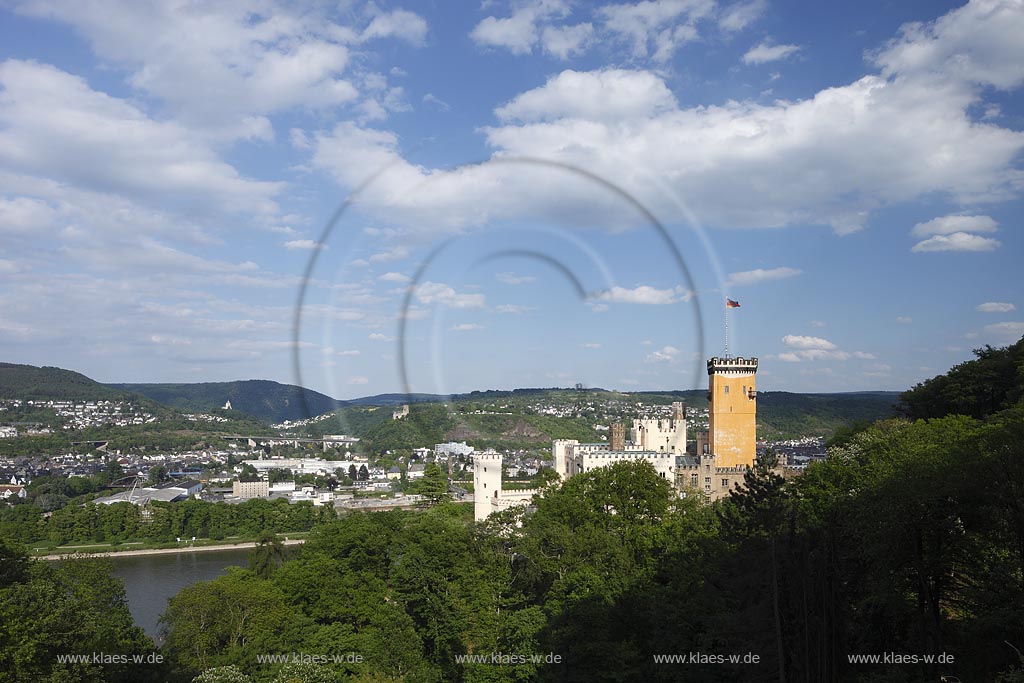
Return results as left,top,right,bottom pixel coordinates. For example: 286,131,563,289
704,477,711,484
724,385,730,394
691,474,698,485
722,478,729,487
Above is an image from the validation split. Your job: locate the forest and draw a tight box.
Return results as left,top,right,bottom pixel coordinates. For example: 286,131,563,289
1,338,1023,682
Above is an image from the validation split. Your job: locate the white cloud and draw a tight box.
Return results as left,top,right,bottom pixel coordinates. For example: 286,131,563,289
450,323,483,331
871,0,1024,90
780,334,874,362
312,2,1024,238
0,60,282,215
599,0,714,62
541,23,595,58
896,316,913,324
719,0,766,32
379,271,411,283
976,301,1015,313
14,2,426,135
283,239,325,250
596,284,690,305
911,232,1001,252
496,304,533,314
347,376,369,385
911,214,998,237
582,342,602,348
783,335,837,350
368,332,394,341
360,9,428,45
496,272,537,285
470,0,569,55
742,40,801,64
645,345,680,362
809,320,826,328
415,282,486,308
496,69,677,123
727,266,801,286
983,321,1024,340
422,93,451,111
368,245,410,263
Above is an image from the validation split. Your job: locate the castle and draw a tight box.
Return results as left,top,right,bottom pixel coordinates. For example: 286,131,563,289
474,355,763,521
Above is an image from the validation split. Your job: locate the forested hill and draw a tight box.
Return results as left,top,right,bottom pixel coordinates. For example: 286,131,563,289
109,380,341,424
0,363,131,401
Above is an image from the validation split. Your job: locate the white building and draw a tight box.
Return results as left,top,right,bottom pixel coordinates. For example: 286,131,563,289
473,450,538,522
475,402,687,522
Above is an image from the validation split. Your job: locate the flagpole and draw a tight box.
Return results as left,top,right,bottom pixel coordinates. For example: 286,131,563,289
724,300,729,359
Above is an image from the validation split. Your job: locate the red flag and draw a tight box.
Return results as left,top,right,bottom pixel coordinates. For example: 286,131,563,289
726,298,741,308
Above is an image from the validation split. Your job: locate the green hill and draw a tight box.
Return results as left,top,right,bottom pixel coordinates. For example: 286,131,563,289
109,380,341,424
0,363,130,401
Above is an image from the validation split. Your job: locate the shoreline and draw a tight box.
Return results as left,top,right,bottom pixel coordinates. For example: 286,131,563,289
35,537,306,561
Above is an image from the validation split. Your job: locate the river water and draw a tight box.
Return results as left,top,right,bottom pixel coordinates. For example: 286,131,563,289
107,548,251,642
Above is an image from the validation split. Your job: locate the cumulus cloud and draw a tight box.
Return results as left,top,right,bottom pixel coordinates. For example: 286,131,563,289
470,0,570,55
911,232,1001,252
450,323,483,331
541,22,595,58
0,60,282,215
911,214,998,237
414,282,486,308
379,271,411,282
742,40,801,64
779,334,873,361
347,376,369,385
13,1,426,134
727,266,801,286
782,335,837,350
313,2,1024,238
645,345,680,362
598,0,713,62
976,301,1015,313
496,69,677,123
582,342,602,348
595,284,690,305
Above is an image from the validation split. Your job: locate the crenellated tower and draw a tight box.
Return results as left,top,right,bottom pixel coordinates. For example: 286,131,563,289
707,356,758,468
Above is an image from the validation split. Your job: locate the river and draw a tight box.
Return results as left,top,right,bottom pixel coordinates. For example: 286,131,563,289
106,547,251,641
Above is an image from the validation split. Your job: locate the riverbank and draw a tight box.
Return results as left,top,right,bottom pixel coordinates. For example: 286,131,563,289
35,537,306,560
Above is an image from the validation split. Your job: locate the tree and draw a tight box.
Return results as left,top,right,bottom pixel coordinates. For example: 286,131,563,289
249,531,287,579
357,465,369,481
148,464,168,486
193,665,252,683
412,462,450,507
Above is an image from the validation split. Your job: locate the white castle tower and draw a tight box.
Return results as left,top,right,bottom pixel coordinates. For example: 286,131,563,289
473,450,502,521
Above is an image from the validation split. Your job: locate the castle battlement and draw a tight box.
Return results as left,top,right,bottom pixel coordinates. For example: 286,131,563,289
707,356,758,374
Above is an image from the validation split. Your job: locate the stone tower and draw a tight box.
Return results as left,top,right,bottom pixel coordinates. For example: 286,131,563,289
707,356,758,468
610,422,625,451
473,451,502,521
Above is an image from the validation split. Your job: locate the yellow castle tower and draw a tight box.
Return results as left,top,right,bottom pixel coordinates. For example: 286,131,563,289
707,356,758,468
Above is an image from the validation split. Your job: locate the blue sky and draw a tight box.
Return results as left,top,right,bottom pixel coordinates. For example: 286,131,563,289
0,0,1021,398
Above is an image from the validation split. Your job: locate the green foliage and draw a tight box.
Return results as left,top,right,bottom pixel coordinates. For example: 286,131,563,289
192,665,252,683
900,335,1024,419
412,462,450,507
161,568,305,673
0,362,131,401
0,547,159,682
248,531,287,579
